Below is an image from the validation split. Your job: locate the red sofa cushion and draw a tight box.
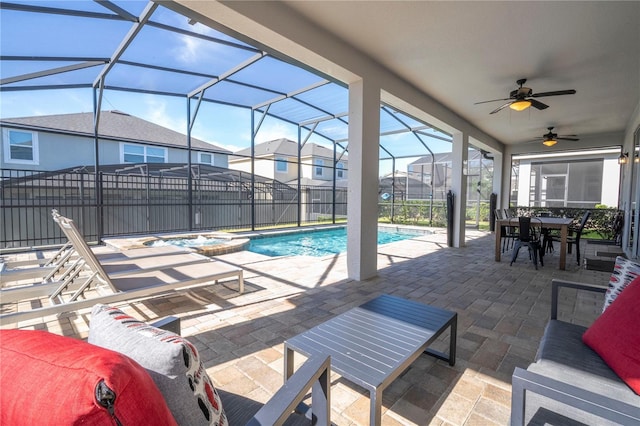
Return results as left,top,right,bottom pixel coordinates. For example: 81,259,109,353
583,276,640,395
0,329,177,425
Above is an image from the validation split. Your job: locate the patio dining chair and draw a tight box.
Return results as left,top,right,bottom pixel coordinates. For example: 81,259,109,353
510,217,544,270
566,211,591,265
495,208,518,253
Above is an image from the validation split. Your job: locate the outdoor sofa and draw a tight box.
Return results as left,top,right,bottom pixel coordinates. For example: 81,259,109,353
511,256,640,425
0,305,330,425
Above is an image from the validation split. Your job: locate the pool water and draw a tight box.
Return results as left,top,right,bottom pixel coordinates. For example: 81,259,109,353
248,227,417,257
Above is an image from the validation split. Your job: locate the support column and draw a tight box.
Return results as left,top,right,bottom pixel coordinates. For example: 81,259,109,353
492,151,504,208
601,157,621,207
451,132,468,248
347,78,380,280
517,162,532,207
502,145,514,208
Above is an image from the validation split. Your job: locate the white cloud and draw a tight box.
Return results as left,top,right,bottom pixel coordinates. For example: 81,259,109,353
174,35,201,65
141,97,184,133
172,33,227,66
255,122,297,143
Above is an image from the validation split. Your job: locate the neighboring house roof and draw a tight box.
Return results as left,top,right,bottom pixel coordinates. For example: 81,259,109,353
0,110,230,153
286,177,349,188
409,150,485,166
230,138,347,161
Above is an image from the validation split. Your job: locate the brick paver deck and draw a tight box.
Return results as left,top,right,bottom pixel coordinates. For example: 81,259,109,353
1,229,611,425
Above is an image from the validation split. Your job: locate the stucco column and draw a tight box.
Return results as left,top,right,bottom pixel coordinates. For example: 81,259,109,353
517,162,531,207
601,157,621,207
492,151,504,208
451,131,468,247
347,78,380,280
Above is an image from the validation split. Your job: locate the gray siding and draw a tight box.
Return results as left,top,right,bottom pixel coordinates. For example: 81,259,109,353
1,126,229,170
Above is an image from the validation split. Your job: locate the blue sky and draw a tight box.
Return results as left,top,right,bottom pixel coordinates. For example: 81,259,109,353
0,1,452,176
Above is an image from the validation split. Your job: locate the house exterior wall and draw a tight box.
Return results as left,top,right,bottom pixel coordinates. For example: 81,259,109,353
2,128,99,171
229,151,345,183
300,156,348,182
1,126,228,171
273,156,299,182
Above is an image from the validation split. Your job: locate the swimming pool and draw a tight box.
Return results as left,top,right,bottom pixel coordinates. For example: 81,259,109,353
248,227,419,257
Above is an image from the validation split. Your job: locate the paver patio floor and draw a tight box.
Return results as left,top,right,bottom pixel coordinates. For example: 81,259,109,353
1,228,611,425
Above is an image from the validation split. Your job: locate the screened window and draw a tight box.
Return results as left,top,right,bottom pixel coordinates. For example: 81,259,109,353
529,160,603,208
122,143,167,163
337,162,344,178
4,129,38,164
276,157,287,172
314,159,324,177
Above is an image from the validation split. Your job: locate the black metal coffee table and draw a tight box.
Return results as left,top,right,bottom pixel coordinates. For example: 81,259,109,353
284,294,457,425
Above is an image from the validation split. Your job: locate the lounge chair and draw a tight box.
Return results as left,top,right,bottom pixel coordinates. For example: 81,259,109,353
0,213,244,325
1,209,204,286
0,241,75,283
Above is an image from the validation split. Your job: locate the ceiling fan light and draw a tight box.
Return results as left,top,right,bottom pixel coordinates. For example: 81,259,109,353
509,99,531,111
542,139,557,147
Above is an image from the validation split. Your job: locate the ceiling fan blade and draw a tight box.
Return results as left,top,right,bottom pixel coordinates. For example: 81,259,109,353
489,101,513,114
474,97,511,105
557,137,579,141
530,99,549,110
531,89,576,98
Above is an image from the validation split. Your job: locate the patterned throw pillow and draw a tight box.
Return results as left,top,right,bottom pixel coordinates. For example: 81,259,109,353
603,256,640,312
89,304,226,426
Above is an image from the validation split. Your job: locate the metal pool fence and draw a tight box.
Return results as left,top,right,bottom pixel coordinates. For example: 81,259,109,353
1,168,349,250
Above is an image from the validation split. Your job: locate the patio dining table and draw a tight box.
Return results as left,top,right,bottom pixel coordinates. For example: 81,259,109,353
495,216,574,270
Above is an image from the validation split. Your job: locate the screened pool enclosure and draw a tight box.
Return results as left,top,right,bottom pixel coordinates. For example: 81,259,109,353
0,1,456,249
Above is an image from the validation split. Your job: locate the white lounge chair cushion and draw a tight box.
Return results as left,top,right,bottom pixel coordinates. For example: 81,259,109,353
89,304,226,426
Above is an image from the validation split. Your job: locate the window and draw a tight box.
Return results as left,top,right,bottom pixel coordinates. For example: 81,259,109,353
146,147,165,163
3,129,39,164
314,159,324,177
276,157,288,172
199,152,213,165
337,162,344,178
122,143,167,163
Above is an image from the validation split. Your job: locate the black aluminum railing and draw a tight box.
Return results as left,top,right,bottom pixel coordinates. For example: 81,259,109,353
1,168,349,250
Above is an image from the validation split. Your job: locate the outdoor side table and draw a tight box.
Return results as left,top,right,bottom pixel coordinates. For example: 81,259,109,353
284,294,457,426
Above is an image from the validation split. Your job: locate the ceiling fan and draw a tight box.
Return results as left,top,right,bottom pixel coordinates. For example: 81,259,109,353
535,127,579,147
475,79,576,114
